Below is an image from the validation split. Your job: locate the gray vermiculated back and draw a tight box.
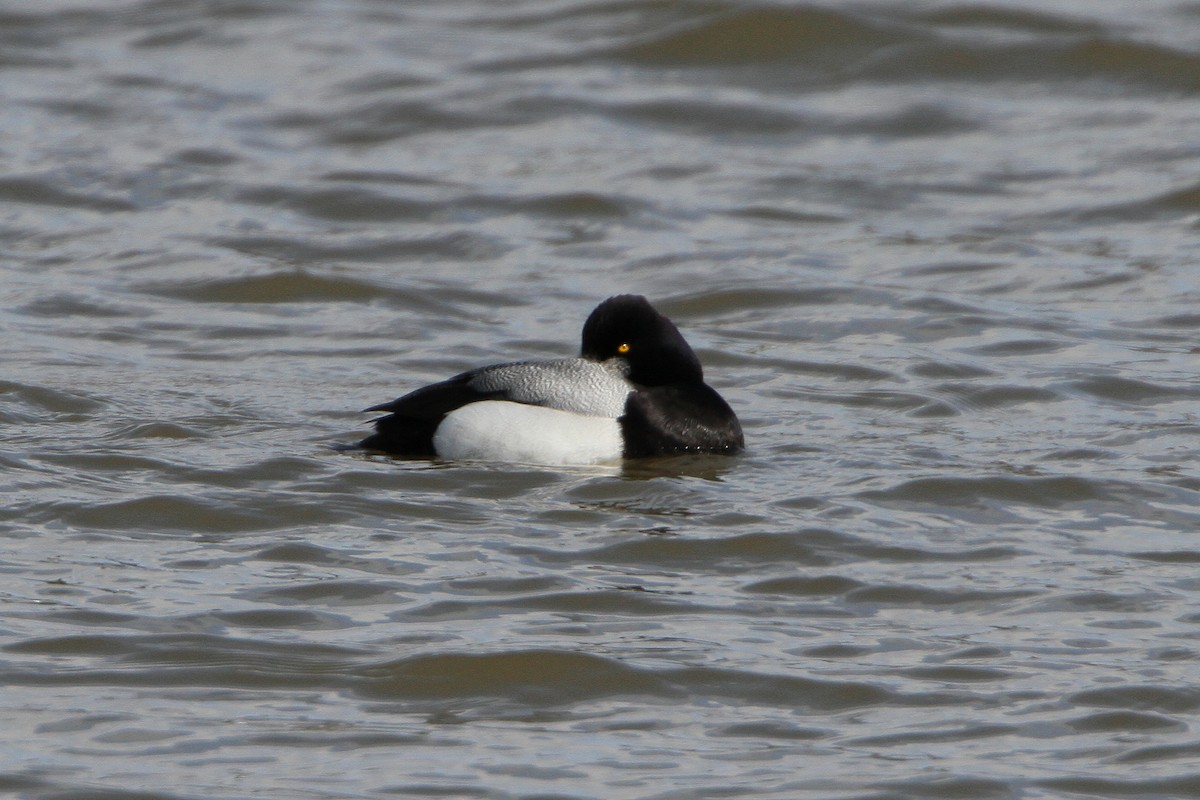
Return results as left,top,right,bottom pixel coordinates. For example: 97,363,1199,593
467,358,632,417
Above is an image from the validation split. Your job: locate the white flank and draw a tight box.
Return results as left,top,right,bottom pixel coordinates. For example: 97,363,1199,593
433,401,623,466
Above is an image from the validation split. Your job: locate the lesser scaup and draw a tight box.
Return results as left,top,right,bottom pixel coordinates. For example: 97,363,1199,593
359,294,743,464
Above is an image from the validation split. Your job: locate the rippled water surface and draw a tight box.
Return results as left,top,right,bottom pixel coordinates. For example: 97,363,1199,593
4,1,1200,798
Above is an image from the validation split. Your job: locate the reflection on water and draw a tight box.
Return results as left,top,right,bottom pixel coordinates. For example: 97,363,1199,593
3,1,1200,798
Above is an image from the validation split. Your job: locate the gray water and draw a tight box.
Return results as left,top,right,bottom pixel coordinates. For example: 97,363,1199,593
4,1,1200,798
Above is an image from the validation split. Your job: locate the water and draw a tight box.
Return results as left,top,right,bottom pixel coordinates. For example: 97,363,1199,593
3,1,1200,798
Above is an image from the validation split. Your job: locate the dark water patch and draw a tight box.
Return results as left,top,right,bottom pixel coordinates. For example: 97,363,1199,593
468,0,710,34
5,634,140,658
1088,619,1160,631
917,6,1104,35
1068,685,1200,713
38,492,342,535
517,530,836,571
35,712,136,735
375,184,644,223
902,261,1008,279
356,649,679,706
933,382,1061,410
0,774,190,800
966,338,1071,357
667,285,871,314
519,530,1022,574
751,357,895,382
1113,741,1200,764
901,296,992,318
897,665,1017,683
609,97,807,137
760,172,977,213
1018,591,1166,616
847,722,1016,747
172,457,329,491
142,270,398,304
171,146,240,167
17,292,136,319
0,174,137,212
31,453,188,489
853,102,981,138
0,380,107,416
202,609,354,631
859,475,1110,510
506,191,633,218
1069,710,1184,733
124,0,292,26
728,205,845,224
236,185,439,223
784,387,939,413
853,542,1029,569
137,273,519,320
872,775,1017,800
253,542,345,564
907,361,995,380
246,729,428,750
268,101,495,147
209,231,508,264
560,477,714,519
400,587,719,622
130,25,208,50
627,163,713,182
331,70,436,95
1128,550,1200,564
801,643,873,659
356,649,893,712
844,584,1036,609
742,575,864,597
1051,269,1140,292
248,540,433,579
1148,647,1199,662
609,97,972,142
710,721,827,741
614,5,913,69
1039,448,1117,462
107,422,204,442
1063,38,1200,93
380,784,491,799
317,169,454,187
859,35,1200,93
249,580,410,608
34,609,143,629
0,8,80,62
439,464,599,501
1148,311,1200,329
445,575,572,595
1037,773,1200,798
4,632,368,677
1066,375,1200,404
29,607,357,636
937,646,1010,661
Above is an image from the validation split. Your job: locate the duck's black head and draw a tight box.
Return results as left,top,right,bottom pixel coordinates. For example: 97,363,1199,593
580,295,704,386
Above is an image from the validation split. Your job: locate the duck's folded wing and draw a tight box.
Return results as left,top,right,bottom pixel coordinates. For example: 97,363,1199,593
364,372,493,417
361,370,503,455
360,359,631,455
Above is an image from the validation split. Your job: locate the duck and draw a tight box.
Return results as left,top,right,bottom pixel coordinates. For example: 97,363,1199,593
359,294,743,465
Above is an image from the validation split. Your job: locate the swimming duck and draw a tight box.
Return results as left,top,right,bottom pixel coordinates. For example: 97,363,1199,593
360,294,743,464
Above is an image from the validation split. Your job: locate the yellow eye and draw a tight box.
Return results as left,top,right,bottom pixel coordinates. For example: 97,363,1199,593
617,342,631,354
